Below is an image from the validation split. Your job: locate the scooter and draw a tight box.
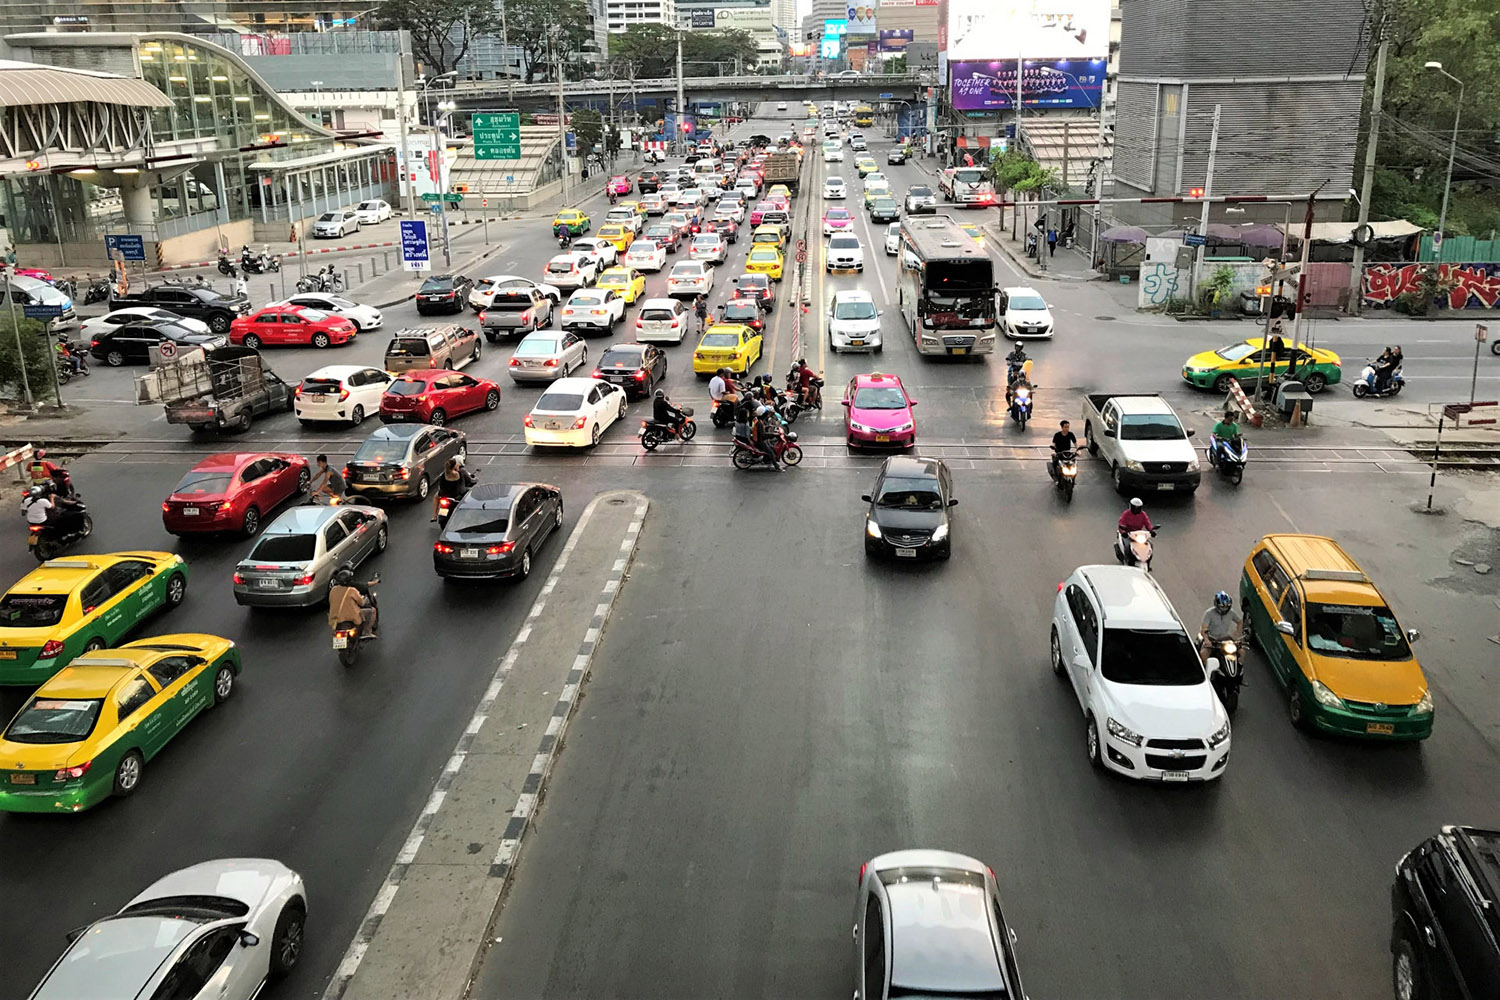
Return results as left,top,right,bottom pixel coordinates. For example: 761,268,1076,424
239,248,281,275
217,252,237,277
1009,384,1034,430
639,406,697,451
1207,435,1248,485
331,573,379,668
27,492,92,561
1205,638,1243,715
83,276,111,305
1049,450,1078,502
434,467,479,528
785,365,824,410
1114,527,1156,571
1352,361,1403,398
731,429,801,469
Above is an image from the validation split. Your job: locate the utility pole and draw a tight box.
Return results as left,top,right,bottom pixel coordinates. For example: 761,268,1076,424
675,32,686,157
1290,180,1330,350
555,32,569,204
396,42,417,219
1188,104,1221,303
501,2,513,103
1350,37,1387,316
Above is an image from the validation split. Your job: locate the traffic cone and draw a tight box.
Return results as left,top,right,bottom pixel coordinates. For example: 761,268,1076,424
1290,401,1303,427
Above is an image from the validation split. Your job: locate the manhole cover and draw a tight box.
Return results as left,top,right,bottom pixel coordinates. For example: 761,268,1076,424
1094,315,1117,321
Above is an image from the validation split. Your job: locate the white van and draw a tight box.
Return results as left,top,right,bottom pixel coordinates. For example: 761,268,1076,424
4,275,76,330
694,157,723,175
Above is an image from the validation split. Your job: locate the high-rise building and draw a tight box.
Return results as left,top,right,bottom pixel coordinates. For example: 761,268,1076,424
770,0,797,34
606,0,678,34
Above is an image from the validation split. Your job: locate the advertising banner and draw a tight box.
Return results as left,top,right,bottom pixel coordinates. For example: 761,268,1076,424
947,0,1108,62
949,58,1106,110
690,10,716,27
822,17,847,34
788,41,814,56
879,28,914,51
846,1,877,38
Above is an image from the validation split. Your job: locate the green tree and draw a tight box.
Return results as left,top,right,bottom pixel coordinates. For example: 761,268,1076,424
507,0,593,82
886,55,908,74
372,0,500,77
0,315,60,405
607,26,759,78
572,108,604,158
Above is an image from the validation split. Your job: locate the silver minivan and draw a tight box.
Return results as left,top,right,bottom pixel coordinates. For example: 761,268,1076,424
3,275,76,331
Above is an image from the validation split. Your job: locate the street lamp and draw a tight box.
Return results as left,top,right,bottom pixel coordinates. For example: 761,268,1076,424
430,98,457,268
1424,60,1464,257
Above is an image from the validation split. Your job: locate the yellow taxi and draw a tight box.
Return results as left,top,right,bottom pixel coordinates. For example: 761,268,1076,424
744,246,785,281
0,552,190,688
750,225,787,250
855,156,879,177
863,182,892,208
1240,534,1432,740
0,634,241,813
1182,337,1343,394
597,223,635,253
767,184,792,201
596,266,646,304
619,199,644,216
552,208,590,235
958,222,984,244
693,323,763,375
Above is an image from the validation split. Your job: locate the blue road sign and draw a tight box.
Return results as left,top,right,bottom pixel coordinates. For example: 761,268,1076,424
104,234,146,262
23,303,64,320
1183,233,1207,247
565,132,577,151
399,219,431,272
878,92,894,99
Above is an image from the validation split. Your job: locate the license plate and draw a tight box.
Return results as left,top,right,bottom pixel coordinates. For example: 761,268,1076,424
850,340,865,346
1367,722,1395,735
0,650,14,659
545,421,564,430
876,434,890,442
332,635,349,650
9,773,35,785
256,579,281,589
894,548,916,558
1156,483,1176,491
183,507,200,516
952,347,968,355
462,548,480,558
27,535,37,547
1162,771,1190,782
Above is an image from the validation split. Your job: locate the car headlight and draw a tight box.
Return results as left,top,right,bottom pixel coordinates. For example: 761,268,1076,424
1207,720,1231,749
849,420,869,433
1124,460,1146,472
895,422,914,432
1311,680,1344,709
1187,458,1201,472
932,523,949,541
1414,689,1433,714
865,518,881,539
1106,717,1144,747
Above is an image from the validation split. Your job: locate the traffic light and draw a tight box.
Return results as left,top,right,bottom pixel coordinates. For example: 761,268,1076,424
682,123,692,133
1188,187,1205,199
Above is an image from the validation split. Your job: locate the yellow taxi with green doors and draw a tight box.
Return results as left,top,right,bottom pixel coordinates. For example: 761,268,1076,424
750,225,787,251
552,208,591,235
693,323,763,375
0,634,240,813
1240,534,1432,739
0,553,190,688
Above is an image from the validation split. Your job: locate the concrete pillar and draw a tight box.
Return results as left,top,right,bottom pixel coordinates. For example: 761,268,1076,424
121,179,154,225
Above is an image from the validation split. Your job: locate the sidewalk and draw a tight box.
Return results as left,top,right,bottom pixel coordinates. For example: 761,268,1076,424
983,219,1099,282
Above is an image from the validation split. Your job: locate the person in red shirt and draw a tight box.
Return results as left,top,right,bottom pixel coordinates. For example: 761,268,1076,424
1118,497,1153,534
27,449,72,496
793,358,823,408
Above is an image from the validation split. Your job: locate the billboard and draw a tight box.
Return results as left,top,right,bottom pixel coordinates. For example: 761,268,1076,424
846,1,877,38
689,9,715,27
822,17,847,34
788,40,814,56
949,58,1106,110
947,1,1108,62
879,28,913,51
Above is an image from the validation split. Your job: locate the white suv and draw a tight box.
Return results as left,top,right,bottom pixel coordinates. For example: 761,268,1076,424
824,176,846,199
826,233,864,273
1050,565,1231,782
998,286,1055,339
828,289,881,354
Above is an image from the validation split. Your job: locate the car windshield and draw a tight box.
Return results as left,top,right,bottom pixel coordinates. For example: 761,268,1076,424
1215,342,1259,362
172,470,233,495
420,278,454,292
247,532,317,562
4,697,103,743
645,228,673,239
358,202,380,211
387,338,430,356
1100,629,1205,685
673,264,705,276
875,199,897,209
447,509,509,535
1306,603,1413,660
693,238,719,248
0,593,67,628
829,237,860,250
836,300,878,320
639,307,677,322
515,338,560,357
352,438,410,463
1010,294,1047,311
570,293,606,306
827,210,849,220
876,478,943,508
909,186,933,198
318,213,339,222
535,391,584,412
386,378,427,396
1119,414,1187,441
600,348,644,367
854,386,907,409
953,168,987,185
492,293,534,309
546,261,576,274
701,333,740,347
722,304,758,319
739,276,769,289
298,378,345,395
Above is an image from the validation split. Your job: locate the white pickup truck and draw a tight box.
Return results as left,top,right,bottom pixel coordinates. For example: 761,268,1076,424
1081,393,1202,495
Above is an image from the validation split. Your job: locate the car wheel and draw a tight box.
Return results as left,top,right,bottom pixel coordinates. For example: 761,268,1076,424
213,664,235,704
84,636,107,653
350,405,365,425
209,314,230,334
1085,714,1102,769
1393,931,1428,1000
590,424,601,447
415,474,430,500
164,573,187,607
429,408,447,426
1112,464,1125,493
113,750,144,797
243,333,262,350
269,902,306,978
241,506,261,537
554,503,564,530
297,468,311,493
485,389,500,410
472,343,482,363
618,398,627,420
106,350,126,367
312,332,331,349
1213,373,1234,394
1288,684,1309,731
518,549,532,580
375,525,389,552
1303,372,1328,393
1050,628,1065,677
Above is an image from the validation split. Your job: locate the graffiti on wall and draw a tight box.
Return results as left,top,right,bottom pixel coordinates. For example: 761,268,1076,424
1139,262,1182,308
1363,262,1500,311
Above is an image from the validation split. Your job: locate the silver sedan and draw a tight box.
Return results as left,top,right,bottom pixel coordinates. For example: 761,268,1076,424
509,330,589,383
232,504,388,607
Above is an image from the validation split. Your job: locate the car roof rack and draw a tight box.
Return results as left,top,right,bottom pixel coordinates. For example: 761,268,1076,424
1300,568,1370,583
1450,826,1500,916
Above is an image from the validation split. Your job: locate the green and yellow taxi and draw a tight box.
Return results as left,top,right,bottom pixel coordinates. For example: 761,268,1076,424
767,184,792,202
1182,337,1342,394
750,224,787,250
863,181,892,208
597,223,635,253
855,156,879,178
0,553,190,688
552,208,591,235
693,323,763,375
596,266,646,304
744,246,785,281
1240,534,1432,740
0,634,240,813
958,222,984,244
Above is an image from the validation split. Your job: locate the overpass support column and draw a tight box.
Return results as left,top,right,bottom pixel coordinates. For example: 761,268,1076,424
120,178,155,226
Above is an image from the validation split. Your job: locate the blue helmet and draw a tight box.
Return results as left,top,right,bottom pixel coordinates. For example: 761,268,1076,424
1214,590,1232,611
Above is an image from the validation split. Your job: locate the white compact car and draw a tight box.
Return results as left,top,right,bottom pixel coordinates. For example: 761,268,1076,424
570,238,619,270
828,289,882,353
884,221,902,256
666,260,713,298
294,365,392,426
623,241,667,272
777,101,788,111
544,253,599,291
823,176,847,199
81,306,210,339
523,376,628,448
353,199,393,224
826,233,864,273
312,210,360,238
998,286,1055,339
469,275,561,311
690,234,728,266
716,201,746,223
1051,565,1231,782
275,293,383,332
559,288,625,333
634,297,689,343
25,858,307,1000
823,143,845,163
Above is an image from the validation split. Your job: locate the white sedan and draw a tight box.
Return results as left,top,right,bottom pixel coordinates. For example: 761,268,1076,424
666,260,713,298
469,274,561,311
354,199,393,224
823,177,847,199
81,306,209,339
571,237,619,269
559,288,625,333
523,376,629,448
623,241,667,272
26,858,306,1000
273,293,383,332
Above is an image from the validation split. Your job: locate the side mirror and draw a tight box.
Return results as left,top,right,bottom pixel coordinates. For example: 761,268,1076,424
239,931,260,947
1205,657,1221,672
1185,428,1197,437
1102,428,1116,438
860,493,872,503
66,925,89,943
1275,620,1295,636
1406,628,1421,642
877,310,884,316
948,498,958,506
841,399,851,406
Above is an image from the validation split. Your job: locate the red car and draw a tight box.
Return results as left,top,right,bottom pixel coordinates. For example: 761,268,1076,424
608,175,632,195
379,369,501,426
230,304,357,349
162,452,310,537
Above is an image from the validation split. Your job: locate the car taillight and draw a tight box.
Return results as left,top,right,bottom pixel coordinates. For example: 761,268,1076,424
572,416,588,429
344,466,353,479
858,863,867,885
294,573,314,586
339,389,349,401
233,572,246,585
38,640,65,659
434,542,455,554
510,357,521,367
523,414,534,427
89,339,99,348
635,319,643,328
634,370,646,380
694,352,706,360
294,385,303,397
55,761,92,781
543,358,559,367
397,468,410,479
477,311,486,322
1057,582,1065,592
592,369,603,378
487,542,515,555
161,502,170,513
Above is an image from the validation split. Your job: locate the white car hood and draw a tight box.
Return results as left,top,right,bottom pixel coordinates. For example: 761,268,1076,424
1121,436,1199,464
831,317,880,336
1103,679,1223,739
129,858,297,912
1009,307,1051,326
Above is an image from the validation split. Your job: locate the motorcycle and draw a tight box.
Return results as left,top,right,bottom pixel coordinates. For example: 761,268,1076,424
710,398,737,429
239,248,281,275
83,275,110,305
331,573,379,668
785,365,824,410
731,429,801,469
556,230,573,249
1207,435,1248,485
1352,361,1403,398
1205,638,1243,715
1113,526,1157,571
1048,450,1078,501
639,406,697,451
27,492,92,561
217,252,237,277
295,274,324,294
435,469,479,528
1009,383,1034,430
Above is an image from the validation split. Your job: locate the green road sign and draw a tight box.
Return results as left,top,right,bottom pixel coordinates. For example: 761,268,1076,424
420,193,465,203
473,112,522,160
420,193,442,202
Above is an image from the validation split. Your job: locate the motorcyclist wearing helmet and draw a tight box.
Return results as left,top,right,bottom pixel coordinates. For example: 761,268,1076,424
1117,498,1154,566
750,404,782,470
327,567,378,639
653,388,685,431
26,449,73,497
1199,590,1243,660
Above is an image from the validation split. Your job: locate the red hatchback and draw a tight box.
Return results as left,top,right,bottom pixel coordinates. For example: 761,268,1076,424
162,452,310,537
230,304,357,349
380,370,501,426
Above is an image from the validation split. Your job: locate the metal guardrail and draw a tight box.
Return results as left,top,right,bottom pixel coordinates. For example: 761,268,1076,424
451,74,922,101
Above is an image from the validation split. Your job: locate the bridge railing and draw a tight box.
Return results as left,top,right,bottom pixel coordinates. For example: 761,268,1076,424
450,73,921,99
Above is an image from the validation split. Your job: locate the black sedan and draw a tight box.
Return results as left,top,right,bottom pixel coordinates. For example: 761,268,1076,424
643,224,683,253
416,274,474,315
90,321,228,366
434,482,564,580
702,218,740,244
717,299,764,333
637,170,663,193
886,146,909,164
862,456,956,561
594,342,667,398
870,198,900,223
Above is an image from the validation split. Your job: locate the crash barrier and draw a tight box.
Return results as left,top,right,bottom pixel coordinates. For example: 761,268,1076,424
0,443,35,482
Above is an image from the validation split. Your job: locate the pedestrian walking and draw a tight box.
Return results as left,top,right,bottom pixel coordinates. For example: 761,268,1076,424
1046,228,1058,257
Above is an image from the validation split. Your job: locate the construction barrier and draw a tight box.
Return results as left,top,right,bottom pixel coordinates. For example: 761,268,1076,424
0,443,36,481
